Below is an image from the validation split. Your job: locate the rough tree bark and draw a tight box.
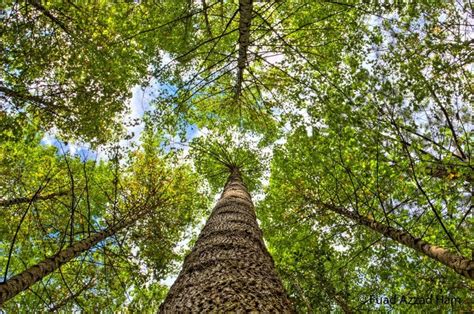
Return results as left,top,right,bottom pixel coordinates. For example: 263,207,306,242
0,211,146,305
318,201,474,279
160,168,293,312
0,190,68,207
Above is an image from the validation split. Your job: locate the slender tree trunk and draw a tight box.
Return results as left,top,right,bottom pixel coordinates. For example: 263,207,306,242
0,190,69,207
201,0,213,37
235,0,252,100
319,201,474,279
160,168,293,312
0,212,143,305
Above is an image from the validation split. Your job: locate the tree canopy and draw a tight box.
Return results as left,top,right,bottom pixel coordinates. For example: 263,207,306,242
0,0,472,312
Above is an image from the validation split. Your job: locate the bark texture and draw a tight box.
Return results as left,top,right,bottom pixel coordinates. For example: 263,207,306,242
320,202,474,279
0,213,141,305
160,169,293,312
0,190,68,207
235,0,253,100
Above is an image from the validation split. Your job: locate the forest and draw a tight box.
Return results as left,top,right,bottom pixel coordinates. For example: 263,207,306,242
0,0,472,312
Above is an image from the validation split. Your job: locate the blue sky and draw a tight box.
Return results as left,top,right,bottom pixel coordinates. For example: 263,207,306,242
40,79,200,161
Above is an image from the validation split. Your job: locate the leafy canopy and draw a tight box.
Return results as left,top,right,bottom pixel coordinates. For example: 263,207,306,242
0,0,472,312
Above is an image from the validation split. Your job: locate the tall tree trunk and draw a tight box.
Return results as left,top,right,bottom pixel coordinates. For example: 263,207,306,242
318,201,474,279
0,211,144,305
160,168,293,312
0,190,69,207
234,0,253,100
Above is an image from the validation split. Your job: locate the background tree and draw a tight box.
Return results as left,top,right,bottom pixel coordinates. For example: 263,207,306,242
1,0,200,144
0,120,208,311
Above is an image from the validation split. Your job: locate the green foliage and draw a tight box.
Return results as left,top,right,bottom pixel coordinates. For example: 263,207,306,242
0,120,208,312
190,128,268,194
0,0,195,144
1,0,472,311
